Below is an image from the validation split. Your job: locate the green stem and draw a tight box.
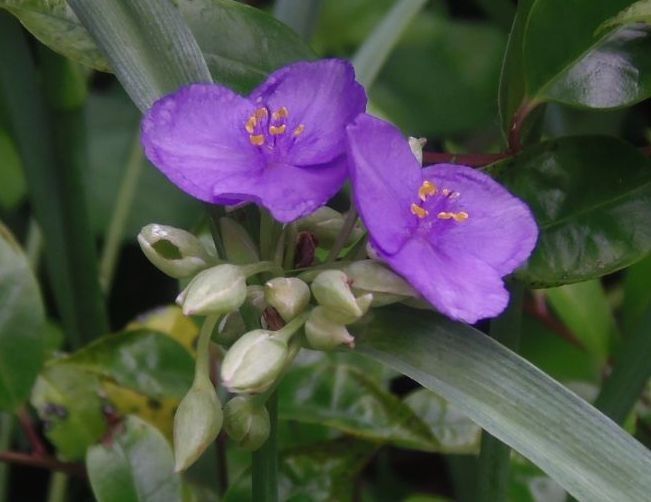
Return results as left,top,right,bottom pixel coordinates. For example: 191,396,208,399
241,261,282,279
25,219,43,272
594,306,651,424
259,210,280,261
0,413,14,502
195,315,220,386
326,209,358,263
99,133,144,292
46,472,68,502
0,21,108,347
252,391,279,502
283,223,298,270
476,282,524,502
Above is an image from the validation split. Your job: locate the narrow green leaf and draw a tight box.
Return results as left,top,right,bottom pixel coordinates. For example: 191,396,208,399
351,0,428,88
31,364,106,460
352,306,651,501
0,14,108,346
87,416,182,502
621,253,651,334
545,280,618,363
594,306,651,424
60,330,194,400
599,0,651,31
490,136,651,287
273,0,323,41
0,223,45,411
68,0,211,111
0,127,26,210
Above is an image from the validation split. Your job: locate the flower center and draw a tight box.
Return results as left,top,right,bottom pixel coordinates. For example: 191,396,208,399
410,180,469,222
244,106,305,148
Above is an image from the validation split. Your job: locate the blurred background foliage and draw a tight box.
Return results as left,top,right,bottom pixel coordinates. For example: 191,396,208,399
0,0,650,501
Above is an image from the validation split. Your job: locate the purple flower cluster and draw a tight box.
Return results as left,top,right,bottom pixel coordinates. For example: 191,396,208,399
142,59,538,323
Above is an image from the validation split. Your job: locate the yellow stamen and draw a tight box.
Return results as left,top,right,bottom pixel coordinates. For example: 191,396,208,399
272,106,289,120
269,124,287,135
411,203,429,219
249,134,265,146
437,211,469,222
418,180,437,201
293,124,305,137
254,107,268,120
245,116,257,134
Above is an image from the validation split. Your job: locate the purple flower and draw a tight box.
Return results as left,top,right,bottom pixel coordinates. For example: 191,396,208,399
141,59,367,223
346,114,538,323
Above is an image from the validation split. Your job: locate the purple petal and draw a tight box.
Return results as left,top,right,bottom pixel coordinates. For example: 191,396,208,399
252,59,367,166
346,114,422,255
378,236,509,323
142,84,263,203
421,164,538,276
211,156,348,223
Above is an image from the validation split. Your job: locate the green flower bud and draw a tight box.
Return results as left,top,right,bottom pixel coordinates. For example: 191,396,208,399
264,277,310,321
297,207,363,246
219,217,260,264
223,396,270,451
345,260,417,306
173,383,223,471
409,137,427,165
176,264,247,316
304,306,355,351
138,224,212,279
246,285,268,313
221,330,289,394
311,270,371,324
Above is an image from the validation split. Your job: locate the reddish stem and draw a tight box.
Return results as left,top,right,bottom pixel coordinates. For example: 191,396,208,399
422,151,509,167
508,101,538,153
524,297,585,350
0,451,85,477
18,407,47,457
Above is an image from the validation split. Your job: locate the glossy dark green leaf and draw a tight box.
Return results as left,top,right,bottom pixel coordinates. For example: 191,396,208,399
87,415,182,502
352,306,651,501
280,352,477,453
621,253,651,333
490,136,651,287
60,329,194,400
225,438,377,502
31,364,106,460
179,0,315,93
0,224,45,411
540,25,651,109
523,0,635,94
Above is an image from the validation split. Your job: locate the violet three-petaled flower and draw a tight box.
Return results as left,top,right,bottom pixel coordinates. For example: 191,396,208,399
346,114,538,323
141,59,367,223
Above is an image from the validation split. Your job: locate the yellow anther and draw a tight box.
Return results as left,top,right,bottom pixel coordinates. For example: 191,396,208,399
255,107,268,120
272,106,289,120
249,134,265,146
411,203,429,219
293,124,305,137
418,180,437,201
245,116,257,134
437,211,469,222
269,124,287,135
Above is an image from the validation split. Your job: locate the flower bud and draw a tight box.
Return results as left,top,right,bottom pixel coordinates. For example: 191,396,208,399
409,137,427,165
264,277,310,321
246,285,268,313
311,270,370,324
176,264,247,316
138,224,212,278
304,306,355,351
221,330,289,394
173,383,223,471
219,217,260,264
296,207,363,246
345,260,417,306
223,396,270,451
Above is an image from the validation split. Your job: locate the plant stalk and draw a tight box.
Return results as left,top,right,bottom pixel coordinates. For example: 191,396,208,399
252,391,279,502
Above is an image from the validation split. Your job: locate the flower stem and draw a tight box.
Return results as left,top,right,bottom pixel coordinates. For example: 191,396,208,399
46,472,68,502
0,413,14,502
99,133,145,293
326,209,358,263
252,391,279,502
259,210,280,261
476,282,524,502
194,315,220,386
593,306,651,424
283,223,298,270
